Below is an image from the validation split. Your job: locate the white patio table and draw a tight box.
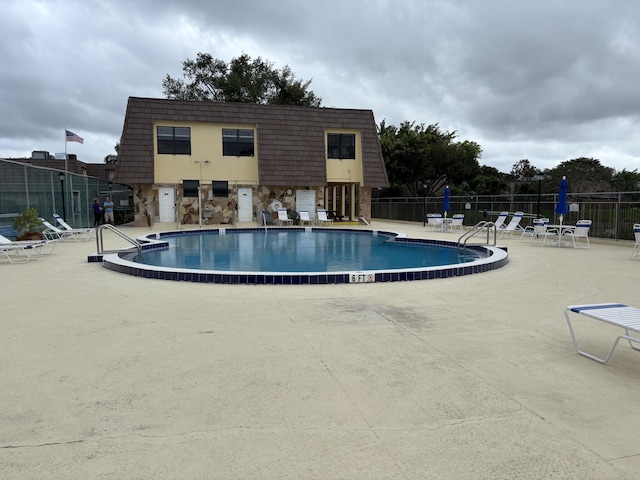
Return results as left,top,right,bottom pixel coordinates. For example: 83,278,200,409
545,224,575,247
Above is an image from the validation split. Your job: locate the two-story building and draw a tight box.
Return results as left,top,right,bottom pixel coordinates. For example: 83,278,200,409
114,97,389,227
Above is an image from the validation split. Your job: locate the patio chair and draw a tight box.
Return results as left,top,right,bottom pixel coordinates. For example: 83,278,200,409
53,213,95,239
527,218,549,245
0,233,57,255
299,210,313,226
426,213,443,231
498,211,524,238
520,217,545,242
450,214,464,232
316,209,334,226
260,210,273,226
520,218,540,240
562,219,592,248
631,224,640,259
276,208,294,226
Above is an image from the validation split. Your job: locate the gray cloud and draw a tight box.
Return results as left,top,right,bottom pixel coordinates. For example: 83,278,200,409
1,0,639,174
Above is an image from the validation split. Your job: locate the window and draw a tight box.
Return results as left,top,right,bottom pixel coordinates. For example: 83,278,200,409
327,133,355,159
183,180,199,197
222,129,254,156
212,181,229,197
157,126,191,155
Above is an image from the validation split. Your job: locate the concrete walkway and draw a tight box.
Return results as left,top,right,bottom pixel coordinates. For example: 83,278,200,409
1,220,639,479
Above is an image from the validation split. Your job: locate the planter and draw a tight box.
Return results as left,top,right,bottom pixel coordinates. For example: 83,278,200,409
17,232,43,241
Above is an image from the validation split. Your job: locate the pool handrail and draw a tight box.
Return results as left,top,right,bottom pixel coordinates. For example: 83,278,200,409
96,224,143,260
458,221,497,253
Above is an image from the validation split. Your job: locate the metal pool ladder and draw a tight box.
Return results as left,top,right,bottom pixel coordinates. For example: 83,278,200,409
96,224,143,260
457,221,497,253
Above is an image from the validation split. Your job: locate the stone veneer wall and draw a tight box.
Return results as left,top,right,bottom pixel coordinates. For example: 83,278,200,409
133,184,155,227
254,186,326,223
132,184,372,227
359,187,372,222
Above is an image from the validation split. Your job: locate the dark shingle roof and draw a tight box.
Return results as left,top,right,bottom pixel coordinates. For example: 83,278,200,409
115,97,389,187
6,157,109,179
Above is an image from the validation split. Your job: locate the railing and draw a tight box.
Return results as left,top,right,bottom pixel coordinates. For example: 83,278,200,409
372,191,640,241
0,213,19,237
96,224,142,260
457,221,497,253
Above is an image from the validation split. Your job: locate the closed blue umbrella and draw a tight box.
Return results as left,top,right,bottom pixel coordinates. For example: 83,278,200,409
556,176,569,224
443,186,451,218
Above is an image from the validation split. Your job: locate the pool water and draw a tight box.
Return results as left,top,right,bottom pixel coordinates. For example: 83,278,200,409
136,230,480,273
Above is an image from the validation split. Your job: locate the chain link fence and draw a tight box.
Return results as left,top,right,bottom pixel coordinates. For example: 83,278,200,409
373,192,640,241
0,159,132,233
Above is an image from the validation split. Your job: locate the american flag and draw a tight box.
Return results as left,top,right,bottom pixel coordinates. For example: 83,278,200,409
66,130,84,144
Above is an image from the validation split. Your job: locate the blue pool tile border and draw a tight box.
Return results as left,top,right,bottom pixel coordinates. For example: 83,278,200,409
98,227,508,285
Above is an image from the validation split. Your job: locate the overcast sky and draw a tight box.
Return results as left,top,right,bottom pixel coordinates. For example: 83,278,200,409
1,0,639,174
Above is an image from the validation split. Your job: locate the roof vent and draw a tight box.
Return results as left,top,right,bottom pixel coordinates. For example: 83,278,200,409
31,150,50,159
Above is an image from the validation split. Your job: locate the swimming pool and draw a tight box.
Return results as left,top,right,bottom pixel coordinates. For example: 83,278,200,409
97,227,508,284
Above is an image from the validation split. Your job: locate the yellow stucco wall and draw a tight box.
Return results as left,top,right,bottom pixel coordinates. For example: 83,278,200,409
325,128,363,185
154,122,259,185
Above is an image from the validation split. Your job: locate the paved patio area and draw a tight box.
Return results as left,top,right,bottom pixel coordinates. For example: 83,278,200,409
2,219,639,479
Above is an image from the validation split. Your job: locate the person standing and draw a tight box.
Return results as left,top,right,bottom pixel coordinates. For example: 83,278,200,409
92,198,102,227
103,196,115,225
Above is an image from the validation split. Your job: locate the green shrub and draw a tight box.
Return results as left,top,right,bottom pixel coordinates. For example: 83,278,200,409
13,208,43,236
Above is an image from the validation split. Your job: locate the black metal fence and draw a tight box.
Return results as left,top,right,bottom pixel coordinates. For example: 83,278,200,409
372,192,640,241
0,158,132,231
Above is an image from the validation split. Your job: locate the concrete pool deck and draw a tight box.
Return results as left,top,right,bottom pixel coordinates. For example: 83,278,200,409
2,219,639,479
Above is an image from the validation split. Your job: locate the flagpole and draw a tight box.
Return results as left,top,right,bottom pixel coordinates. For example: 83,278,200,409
63,129,68,222
64,128,68,176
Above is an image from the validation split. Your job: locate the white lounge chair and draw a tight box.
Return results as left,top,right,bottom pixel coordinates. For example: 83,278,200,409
631,224,640,259
562,219,592,248
426,213,443,231
0,236,45,263
276,208,293,226
498,211,524,238
491,211,508,230
316,209,334,226
299,210,313,226
0,234,57,255
53,213,95,239
564,303,640,364
40,218,90,242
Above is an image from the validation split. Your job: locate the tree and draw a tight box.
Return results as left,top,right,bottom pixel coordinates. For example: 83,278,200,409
105,142,119,164
270,65,322,107
547,157,614,193
379,121,481,196
613,168,640,192
468,166,508,195
162,53,322,106
509,159,538,181
508,159,542,194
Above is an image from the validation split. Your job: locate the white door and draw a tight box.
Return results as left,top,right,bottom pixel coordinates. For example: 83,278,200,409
158,187,175,222
296,190,316,219
237,187,253,222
